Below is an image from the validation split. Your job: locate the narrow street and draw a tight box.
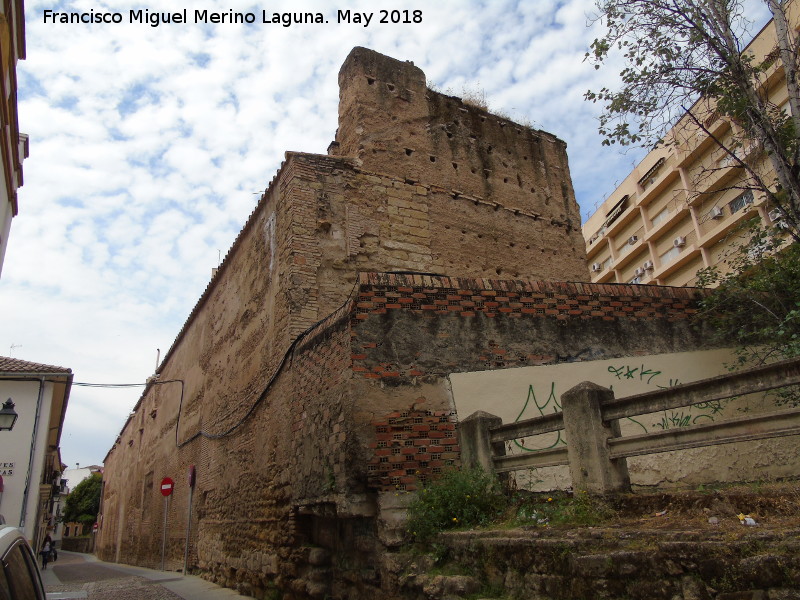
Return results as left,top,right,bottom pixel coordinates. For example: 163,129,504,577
40,551,250,600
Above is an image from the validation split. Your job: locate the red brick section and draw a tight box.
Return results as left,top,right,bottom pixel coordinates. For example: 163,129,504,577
366,407,459,492
351,272,707,380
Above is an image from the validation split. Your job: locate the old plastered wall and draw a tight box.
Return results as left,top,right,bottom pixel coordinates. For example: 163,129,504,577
450,349,800,489
348,274,734,495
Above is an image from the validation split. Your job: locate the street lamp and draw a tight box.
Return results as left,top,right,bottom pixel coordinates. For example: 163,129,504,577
0,399,18,431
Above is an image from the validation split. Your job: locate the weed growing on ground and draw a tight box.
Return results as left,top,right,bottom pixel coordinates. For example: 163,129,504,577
514,490,616,527
406,467,508,542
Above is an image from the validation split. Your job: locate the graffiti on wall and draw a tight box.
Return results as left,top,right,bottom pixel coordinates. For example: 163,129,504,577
512,361,727,453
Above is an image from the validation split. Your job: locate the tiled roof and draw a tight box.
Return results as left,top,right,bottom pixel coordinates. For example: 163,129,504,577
0,356,72,374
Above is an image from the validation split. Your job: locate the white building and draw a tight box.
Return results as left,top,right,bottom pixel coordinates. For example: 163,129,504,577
0,356,72,547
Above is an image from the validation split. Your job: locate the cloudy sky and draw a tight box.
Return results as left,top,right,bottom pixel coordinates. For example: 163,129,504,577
0,0,772,466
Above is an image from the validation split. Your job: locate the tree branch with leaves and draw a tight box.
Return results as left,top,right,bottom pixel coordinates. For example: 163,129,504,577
585,0,800,239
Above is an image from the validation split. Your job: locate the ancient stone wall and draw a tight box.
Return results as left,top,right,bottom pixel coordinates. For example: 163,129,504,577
99,270,720,598
332,47,582,230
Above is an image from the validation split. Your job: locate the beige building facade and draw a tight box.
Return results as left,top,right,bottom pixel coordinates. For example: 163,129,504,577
0,0,27,279
583,6,796,287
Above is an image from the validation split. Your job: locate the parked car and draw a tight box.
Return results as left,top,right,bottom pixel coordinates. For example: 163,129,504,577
0,525,46,599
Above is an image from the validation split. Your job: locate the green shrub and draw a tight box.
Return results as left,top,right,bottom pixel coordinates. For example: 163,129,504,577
406,467,507,542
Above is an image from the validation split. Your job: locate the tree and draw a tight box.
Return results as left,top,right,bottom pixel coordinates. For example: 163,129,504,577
63,473,102,533
585,0,800,240
696,221,800,405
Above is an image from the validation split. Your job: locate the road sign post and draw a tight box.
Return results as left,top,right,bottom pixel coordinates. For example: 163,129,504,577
160,477,174,570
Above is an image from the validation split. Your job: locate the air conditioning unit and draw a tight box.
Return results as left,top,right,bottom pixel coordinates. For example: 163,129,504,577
710,206,724,219
591,262,603,272
643,260,654,270
674,236,686,248
634,267,645,277
628,235,638,245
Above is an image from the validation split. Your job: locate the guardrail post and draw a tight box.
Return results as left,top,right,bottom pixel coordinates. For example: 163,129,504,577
561,382,630,494
458,411,505,474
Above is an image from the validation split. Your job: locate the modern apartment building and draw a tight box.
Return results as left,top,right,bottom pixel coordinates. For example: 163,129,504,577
583,7,794,287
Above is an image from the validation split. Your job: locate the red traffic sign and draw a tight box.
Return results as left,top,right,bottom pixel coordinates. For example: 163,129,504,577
92,522,98,532
160,477,174,497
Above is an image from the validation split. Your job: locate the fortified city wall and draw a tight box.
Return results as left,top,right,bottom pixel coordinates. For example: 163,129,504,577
95,48,764,600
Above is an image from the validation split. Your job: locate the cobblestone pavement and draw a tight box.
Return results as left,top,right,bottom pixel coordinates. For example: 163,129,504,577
41,551,250,599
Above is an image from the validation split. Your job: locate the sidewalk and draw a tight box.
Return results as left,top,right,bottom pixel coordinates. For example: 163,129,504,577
41,550,251,600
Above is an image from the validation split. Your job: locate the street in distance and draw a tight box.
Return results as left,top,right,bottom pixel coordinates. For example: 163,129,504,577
41,9,423,27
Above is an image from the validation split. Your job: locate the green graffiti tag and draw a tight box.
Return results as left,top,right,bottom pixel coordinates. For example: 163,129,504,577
511,382,565,452
514,362,729,452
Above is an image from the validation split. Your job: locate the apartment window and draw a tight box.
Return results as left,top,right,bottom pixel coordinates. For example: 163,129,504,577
638,157,665,188
603,196,629,228
728,190,754,214
617,242,633,258
660,246,681,266
651,207,670,228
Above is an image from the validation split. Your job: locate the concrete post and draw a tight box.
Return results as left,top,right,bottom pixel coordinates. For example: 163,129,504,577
561,382,630,494
457,411,505,473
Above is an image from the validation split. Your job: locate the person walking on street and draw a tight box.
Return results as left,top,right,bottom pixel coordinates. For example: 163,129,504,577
39,535,52,569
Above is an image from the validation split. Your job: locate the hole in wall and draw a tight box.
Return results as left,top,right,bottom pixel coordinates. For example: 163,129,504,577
487,145,493,154
452,163,458,169
495,268,502,275
367,77,375,85
471,168,476,174
503,178,508,183
430,156,436,162
387,83,395,92
405,149,414,156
